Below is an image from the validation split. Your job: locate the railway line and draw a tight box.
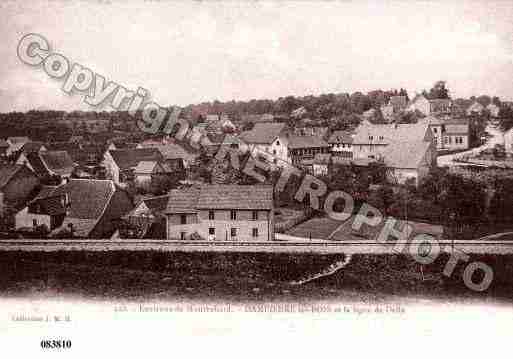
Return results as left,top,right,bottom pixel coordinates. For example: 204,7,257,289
1,238,513,254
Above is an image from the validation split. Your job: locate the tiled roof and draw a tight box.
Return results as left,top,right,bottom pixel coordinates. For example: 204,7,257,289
40,151,75,176
352,122,430,145
30,195,66,216
239,122,287,144
25,152,48,177
165,185,273,213
381,141,432,169
48,179,115,219
328,130,353,144
143,195,170,213
288,135,329,149
165,187,201,213
444,123,469,135
0,164,26,188
140,142,198,162
109,148,163,170
134,161,159,174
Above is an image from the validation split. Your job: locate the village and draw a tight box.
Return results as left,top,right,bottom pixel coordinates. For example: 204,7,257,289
1,81,513,245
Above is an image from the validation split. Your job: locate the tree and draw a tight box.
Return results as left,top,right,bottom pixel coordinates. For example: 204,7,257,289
428,81,450,99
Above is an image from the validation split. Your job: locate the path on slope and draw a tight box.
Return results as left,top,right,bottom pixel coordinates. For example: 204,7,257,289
290,254,353,285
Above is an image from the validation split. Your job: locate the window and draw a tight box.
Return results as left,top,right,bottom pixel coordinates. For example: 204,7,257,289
433,127,437,133
32,219,38,227
180,232,186,240
209,227,215,235
252,210,258,220
230,210,237,220
276,140,280,146
434,137,437,145
231,228,237,237
273,149,277,155
252,228,258,237
208,210,215,220
180,214,187,225
369,135,373,140
379,136,384,140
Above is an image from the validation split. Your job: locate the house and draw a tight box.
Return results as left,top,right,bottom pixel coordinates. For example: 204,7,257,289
466,101,485,116
239,122,290,166
122,194,170,238
428,99,452,115
328,130,354,158
6,136,30,156
288,135,330,166
17,150,75,180
352,122,434,160
442,122,470,150
293,126,329,138
133,161,167,190
0,139,9,157
380,96,408,122
165,185,274,241
137,140,198,168
312,153,332,177
103,148,163,184
14,193,66,232
406,94,431,116
406,95,451,116
15,179,133,238
0,164,39,216
381,141,436,185
487,103,500,118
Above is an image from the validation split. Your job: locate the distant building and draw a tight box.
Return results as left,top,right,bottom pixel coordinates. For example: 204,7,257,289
487,103,500,118
16,179,133,238
165,185,274,241
466,101,485,116
122,194,170,238
351,122,436,185
103,148,163,184
328,130,354,158
380,95,408,122
288,135,330,166
407,95,451,116
16,150,75,181
0,164,39,215
422,116,470,151
239,122,290,166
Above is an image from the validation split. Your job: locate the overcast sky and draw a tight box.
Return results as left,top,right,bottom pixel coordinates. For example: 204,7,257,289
1,0,513,112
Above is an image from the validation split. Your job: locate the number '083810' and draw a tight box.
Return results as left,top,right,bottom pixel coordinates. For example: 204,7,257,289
40,340,71,349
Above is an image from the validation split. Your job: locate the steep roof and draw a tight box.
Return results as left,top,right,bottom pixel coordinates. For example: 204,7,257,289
239,122,287,144
328,130,353,144
47,179,115,220
0,164,28,189
39,151,75,176
165,185,273,213
143,195,170,213
133,161,159,174
352,122,431,145
25,152,48,177
288,135,329,149
30,195,66,216
109,148,163,170
381,141,432,169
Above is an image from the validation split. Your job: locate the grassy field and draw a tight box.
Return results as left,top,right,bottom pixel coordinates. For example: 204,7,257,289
0,250,511,303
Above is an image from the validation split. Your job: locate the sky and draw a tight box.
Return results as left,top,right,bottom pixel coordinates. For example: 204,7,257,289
1,0,513,112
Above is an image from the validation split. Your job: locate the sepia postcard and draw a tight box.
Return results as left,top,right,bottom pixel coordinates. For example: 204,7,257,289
1,0,513,356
